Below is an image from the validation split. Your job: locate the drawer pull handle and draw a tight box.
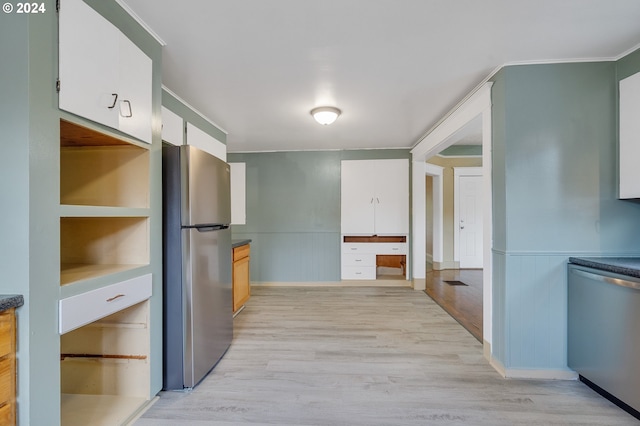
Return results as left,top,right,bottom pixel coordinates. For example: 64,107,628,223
106,294,126,302
355,272,362,275
392,248,399,251
351,248,357,250
355,259,362,262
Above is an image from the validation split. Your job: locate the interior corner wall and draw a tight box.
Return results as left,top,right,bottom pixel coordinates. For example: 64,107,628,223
227,149,411,283
491,61,640,373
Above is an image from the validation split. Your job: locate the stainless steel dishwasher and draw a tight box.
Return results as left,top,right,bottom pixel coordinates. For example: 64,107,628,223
568,263,640,419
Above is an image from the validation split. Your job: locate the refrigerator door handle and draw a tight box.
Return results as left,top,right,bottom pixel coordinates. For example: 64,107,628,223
194,224,230,232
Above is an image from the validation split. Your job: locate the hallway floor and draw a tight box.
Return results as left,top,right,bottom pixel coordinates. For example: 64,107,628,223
425,269,483,342
136,286,636,425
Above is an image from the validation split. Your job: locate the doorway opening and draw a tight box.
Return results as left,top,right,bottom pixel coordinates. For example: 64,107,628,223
410,82,492,357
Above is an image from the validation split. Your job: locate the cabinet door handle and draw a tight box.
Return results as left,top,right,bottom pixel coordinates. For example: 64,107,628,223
120,100,133,118
106,294,126,302
370,198,374,204
107,93,118,109
376,197,380,203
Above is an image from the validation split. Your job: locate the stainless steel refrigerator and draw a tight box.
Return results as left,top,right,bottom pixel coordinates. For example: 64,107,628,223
162,144,233,390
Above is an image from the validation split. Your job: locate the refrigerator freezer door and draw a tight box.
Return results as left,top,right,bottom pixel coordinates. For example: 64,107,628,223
181,145,231,226
183,225,233,387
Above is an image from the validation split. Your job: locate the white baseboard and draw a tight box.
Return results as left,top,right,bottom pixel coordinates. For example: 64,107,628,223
488,353,578,380
252,280,412,288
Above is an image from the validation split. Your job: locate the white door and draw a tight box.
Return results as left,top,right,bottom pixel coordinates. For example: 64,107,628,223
458,175,483,268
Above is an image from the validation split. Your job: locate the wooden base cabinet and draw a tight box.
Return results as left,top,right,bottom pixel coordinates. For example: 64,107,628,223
232,244,251,313
0,309,16,426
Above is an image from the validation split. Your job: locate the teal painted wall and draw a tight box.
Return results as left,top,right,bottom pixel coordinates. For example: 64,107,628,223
228,149,411,282
162,89,227,144
0,1,163,423
491,60,640,372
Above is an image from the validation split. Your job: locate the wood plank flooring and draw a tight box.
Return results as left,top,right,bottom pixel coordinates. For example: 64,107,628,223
135,287,637,425
425,269,483,342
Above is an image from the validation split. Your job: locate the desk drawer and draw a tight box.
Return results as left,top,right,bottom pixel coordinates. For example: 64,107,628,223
342,242,407,255
342,266,376,280
342,253,376,267
59,274,152,334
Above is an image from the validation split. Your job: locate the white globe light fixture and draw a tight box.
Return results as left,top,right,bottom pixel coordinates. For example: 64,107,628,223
311,106,341,125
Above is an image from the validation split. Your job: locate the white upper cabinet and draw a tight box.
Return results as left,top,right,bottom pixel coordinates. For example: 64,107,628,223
161,106,184,146
619,71,640,199
59,0,152,144
341,159,409,235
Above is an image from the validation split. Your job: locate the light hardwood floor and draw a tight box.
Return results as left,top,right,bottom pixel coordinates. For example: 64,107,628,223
135,287,637,425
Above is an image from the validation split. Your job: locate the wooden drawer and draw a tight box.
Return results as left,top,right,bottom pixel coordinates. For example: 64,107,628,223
0,402,13,426
342,266,376,280
0,311,14,358
233,244,250,261
59,273,152,334
0,356,12,405
341,253,376,267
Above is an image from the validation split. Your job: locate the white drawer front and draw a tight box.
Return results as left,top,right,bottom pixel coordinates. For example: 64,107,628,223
342,253,376,267
376,243,407,255
342,266,376,280
342,242,407,255
59,273,152,334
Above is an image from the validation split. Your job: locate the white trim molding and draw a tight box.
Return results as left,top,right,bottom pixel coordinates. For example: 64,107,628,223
411,81,494,356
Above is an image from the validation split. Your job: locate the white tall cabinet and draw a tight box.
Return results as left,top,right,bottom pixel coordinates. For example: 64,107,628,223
340,159,409,280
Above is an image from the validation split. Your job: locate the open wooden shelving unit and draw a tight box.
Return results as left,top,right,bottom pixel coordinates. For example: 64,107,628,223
59,119,153,425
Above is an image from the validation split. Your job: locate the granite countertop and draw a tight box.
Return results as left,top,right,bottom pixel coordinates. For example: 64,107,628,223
232,239,252,248
0,295,24,313
569,257,640,279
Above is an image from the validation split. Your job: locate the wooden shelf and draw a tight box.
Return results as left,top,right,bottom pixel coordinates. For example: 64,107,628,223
60,217,149,286
60,302,150,425
60,120,150,209
60,263,147,286
61,394,148,426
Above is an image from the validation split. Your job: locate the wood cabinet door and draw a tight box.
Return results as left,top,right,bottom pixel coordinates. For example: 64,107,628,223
59,0,119,130
374,159,409,234
341,160,376,234
233,256,250,312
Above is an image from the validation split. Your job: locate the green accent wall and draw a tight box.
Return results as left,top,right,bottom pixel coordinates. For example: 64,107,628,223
0,1,164,423
228,149,411,282
491,58,640,372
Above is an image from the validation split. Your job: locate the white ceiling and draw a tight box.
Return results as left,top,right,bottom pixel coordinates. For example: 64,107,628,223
121,0,640,153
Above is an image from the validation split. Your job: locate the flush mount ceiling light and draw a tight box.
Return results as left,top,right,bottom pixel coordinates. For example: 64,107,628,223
310,106,341,125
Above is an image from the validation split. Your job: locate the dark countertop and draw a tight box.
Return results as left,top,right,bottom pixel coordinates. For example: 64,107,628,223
569,257,640,279
0,295,24,313
232,239,252,248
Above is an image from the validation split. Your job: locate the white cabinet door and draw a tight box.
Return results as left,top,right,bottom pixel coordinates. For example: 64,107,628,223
620,71,640,199
341,160,376,234
118,35,153,144
341,159,409,235
161,106,184,145
59,0,152,144
59,0,119,129
374,159,409,234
